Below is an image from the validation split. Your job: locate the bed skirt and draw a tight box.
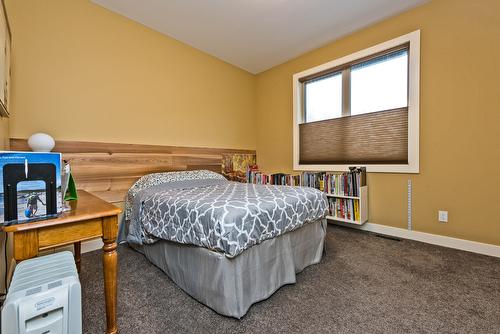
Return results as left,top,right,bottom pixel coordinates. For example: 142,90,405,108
135,218,327,319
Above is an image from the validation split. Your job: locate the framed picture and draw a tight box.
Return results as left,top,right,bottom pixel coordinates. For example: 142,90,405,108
1,152,63,224
221,154,256,182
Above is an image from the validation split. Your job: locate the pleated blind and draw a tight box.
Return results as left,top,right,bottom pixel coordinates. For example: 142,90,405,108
299,108,408,165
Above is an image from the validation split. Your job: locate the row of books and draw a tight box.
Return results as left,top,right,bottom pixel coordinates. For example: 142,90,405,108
246,166,301,186
328,197,360,222
246,166,366,194
325,167,366,197
301,168,366,196
301,172,325,190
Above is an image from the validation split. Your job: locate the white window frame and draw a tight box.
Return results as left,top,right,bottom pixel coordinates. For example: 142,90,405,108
292,30,420,173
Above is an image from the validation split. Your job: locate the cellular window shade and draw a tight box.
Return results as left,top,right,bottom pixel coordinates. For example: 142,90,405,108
351,48,408,71
299,108,408,164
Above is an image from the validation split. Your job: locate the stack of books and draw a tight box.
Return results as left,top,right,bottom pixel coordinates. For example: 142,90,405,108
325,167,366,196
246,165,268,184
301,172,326,191
328,198,360,221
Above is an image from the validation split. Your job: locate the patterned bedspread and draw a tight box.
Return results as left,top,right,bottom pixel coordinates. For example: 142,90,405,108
121,171,328,258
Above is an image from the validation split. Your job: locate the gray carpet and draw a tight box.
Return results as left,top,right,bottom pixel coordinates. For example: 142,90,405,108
80,225,500,334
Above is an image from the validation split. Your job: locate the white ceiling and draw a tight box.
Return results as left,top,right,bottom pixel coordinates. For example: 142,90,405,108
91,0,427,74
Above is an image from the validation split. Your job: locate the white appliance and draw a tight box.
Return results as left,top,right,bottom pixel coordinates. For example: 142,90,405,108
1,251,82,334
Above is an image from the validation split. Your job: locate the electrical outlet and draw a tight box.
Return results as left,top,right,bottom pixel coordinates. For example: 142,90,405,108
438,210,448,223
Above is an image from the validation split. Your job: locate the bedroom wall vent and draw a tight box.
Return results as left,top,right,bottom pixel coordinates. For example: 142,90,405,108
1,251,81,334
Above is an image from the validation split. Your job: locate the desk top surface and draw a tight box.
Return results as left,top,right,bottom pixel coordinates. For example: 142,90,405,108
2,190,122,233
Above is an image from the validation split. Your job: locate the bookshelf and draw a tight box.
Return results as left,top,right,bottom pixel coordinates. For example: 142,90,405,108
246,166,369,226
311,169,368,226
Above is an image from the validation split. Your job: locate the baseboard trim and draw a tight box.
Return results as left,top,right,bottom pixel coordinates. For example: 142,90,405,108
81,239,104,253
335,222,500,258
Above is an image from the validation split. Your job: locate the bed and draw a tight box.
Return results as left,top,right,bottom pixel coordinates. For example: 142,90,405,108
118,170,328,318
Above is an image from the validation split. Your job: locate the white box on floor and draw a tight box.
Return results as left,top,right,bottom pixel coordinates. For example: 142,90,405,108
1,251,81,334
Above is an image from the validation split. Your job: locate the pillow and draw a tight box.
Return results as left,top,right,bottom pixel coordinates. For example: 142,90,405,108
124,170,226,220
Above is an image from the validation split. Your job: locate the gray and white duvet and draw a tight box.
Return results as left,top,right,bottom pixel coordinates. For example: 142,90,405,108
120,170,328,258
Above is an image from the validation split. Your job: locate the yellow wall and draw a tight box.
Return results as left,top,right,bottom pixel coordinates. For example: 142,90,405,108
3,0,499,246
5,0,256,150
256,0,500,246
0,116,8,149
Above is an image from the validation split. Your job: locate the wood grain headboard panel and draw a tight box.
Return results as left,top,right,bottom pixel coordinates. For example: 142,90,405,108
10,138,256,204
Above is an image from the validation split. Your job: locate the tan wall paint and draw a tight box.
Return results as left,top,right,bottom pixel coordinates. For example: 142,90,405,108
0,116,8,149
256,0,500,246
3,0,499,248
5,0,256,150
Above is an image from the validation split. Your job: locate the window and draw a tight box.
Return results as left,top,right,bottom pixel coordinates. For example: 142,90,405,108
350,49,408,115
304,72,342,122
293,30,420,173
303,47,409,121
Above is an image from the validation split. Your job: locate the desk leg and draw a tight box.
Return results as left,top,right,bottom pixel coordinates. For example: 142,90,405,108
74,241,81,273
102,216,118,334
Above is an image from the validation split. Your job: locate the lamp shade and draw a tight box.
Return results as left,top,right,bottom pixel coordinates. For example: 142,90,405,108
27,133,56,152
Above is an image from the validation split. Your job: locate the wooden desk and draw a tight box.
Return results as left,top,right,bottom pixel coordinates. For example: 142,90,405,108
2,190,121,334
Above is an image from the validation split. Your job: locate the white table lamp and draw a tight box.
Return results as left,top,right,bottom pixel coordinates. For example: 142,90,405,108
27,133,56,152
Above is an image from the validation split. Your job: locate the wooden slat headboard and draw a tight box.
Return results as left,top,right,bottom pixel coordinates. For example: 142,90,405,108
10,138,256,204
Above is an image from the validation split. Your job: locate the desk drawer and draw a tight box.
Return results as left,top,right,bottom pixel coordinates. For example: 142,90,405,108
38,218,103,249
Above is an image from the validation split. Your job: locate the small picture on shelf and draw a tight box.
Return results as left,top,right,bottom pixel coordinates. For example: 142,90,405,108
222,153,257,182
17,181,48,219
